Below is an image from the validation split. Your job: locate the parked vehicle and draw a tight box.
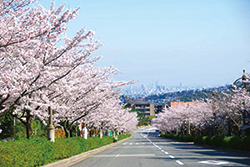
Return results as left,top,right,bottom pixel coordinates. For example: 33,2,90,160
155,129,160,137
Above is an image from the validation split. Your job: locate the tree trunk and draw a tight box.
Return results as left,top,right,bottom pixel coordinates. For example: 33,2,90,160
25,123,30,139
25,109,32,139
61,121,71,138
75,126,78,138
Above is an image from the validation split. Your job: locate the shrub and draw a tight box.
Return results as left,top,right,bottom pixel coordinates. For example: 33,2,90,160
180,135,194,142
55,128,66,139
227,136,243,150
0,137,54,167
194,135,203,144
0,134,131,167
117,134,131,141
211,135,225,147
163,133,194,142
243,136,250,151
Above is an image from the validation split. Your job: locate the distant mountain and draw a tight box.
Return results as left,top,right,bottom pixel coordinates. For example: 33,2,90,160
120,83,227,98
120,84,232,104
145,85,231,104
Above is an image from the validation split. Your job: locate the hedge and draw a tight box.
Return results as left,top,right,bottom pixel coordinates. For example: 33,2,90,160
0,134,131,167
116,134,132,141
0,137,54,167
194,135,250,151
162,133,194,142
162,133,250,151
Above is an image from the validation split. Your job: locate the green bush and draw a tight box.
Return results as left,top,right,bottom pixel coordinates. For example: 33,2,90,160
211,135,225,147
0,137,54,167
165,133,250,151
180,135,194,142
243,136,250,151
194,135,203,144
117,134,131,141
163,133,194,142
0,134,131,167
226,136,243,150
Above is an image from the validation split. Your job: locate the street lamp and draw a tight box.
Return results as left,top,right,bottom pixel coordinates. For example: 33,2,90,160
233,69,250,91
46,107,55,142
233,70,250,136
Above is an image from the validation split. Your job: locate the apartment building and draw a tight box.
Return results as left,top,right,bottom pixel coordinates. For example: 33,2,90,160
127,100,154,117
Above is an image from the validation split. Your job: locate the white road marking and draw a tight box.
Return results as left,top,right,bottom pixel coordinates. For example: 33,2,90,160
164,152,169,154
113,146,156,149
129,143,133,145
136,143,138,145
176,160,184,165
169,155,175,158
94,154,155,157
198,160,229,165
161,150,165,152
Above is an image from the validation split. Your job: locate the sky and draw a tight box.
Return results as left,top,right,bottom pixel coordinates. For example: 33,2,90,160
40,0,250,88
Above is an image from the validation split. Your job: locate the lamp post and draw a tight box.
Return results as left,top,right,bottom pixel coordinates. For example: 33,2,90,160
233,69,250,90
233,70,250,136
46,107,55,142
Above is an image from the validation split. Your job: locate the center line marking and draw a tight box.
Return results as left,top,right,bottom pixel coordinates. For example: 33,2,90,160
169,155,175,158
176,160,184,165
164,152,169,154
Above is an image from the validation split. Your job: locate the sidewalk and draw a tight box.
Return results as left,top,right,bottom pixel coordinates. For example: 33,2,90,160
43,137,131,167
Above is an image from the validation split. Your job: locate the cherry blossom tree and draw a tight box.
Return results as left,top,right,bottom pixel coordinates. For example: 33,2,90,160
223,89,250,135
86,96,138,138
0,0,135,138
0,0,102,138
152,101,214,135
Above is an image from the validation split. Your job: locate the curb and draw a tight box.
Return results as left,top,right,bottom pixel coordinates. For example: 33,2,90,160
42,137,132,167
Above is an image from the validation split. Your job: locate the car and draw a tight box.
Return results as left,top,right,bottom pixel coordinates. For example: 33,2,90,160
155,129,160,137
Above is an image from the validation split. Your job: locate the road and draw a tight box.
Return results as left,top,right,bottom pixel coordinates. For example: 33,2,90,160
70,127,250,167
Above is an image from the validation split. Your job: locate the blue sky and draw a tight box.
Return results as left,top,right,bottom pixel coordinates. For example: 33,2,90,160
40,0,250,88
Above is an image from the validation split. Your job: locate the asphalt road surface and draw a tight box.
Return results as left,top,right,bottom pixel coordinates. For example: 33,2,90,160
70,127,250,167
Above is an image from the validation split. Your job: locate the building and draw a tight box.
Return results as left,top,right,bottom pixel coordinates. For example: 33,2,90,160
154,103,169,114
127,100,168,117
127,100,155,117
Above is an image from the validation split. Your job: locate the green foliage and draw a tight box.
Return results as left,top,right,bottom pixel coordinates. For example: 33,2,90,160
0,137,54,167
194,135,249,151
0,134,131,167
149,116,156,120
164,133,250,151
31,119,43,136
162,133,193,142
0,112,14,140
116,134,131,141
129,108,142,118
243,136,250,151
13,119,26,140
14,119,46,140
